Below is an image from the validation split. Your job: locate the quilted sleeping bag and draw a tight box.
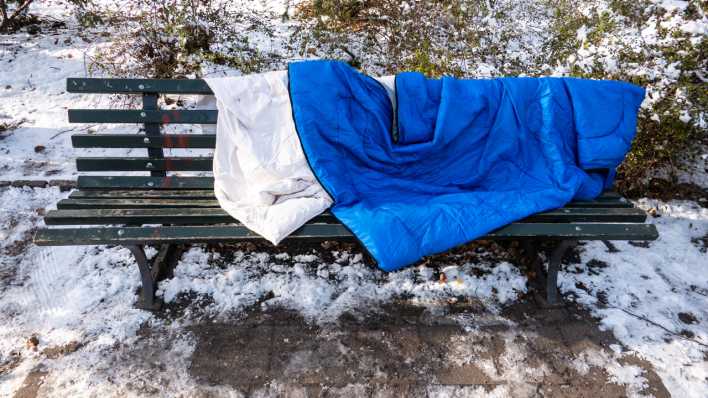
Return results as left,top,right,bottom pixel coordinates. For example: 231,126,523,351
288,60,645,271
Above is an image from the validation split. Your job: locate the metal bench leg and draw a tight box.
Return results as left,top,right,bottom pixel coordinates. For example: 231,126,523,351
521,240,543,283
126,244,182,311
126,245,158,310
546,240,577,304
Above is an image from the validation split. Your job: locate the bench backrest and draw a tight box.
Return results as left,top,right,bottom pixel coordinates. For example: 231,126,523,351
67,78,218,179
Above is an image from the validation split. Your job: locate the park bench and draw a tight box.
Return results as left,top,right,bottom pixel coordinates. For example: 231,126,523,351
33,78,659,310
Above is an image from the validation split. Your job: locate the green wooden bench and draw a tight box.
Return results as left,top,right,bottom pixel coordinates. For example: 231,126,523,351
33,78,659,310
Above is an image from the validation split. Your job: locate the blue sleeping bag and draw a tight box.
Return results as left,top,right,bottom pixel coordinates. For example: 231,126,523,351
288,60,645,271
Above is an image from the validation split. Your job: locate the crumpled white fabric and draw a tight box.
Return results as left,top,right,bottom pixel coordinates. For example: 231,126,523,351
205,71,332,244
205,71,395,244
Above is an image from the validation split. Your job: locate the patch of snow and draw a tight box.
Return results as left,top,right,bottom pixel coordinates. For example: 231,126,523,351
160,249,527,322
292,254,318,263
572,349,649,398
679,110,692,123
0,187,156,396
1,0,707,395
560,199,708,398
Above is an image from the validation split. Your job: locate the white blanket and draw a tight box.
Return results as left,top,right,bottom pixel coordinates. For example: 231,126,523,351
205,71,395,244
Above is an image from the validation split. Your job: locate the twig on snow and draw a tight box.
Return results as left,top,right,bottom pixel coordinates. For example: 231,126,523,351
583,290,708,349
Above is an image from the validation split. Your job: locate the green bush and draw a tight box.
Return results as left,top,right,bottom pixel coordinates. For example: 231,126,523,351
89,1,280,78
294,0,707,196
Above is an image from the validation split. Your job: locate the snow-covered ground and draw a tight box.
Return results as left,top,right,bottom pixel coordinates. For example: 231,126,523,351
1,1,707,397
0,186,706,396
561,199,708,396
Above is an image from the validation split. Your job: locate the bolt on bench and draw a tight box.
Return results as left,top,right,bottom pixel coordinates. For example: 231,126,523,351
33,78,659,310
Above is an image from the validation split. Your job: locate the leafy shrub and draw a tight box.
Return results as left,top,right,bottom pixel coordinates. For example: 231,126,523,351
71,0,104,28
89,1,281,78
294,0,707,196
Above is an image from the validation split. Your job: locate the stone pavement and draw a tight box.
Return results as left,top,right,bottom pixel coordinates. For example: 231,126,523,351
181,298,670,397
11,295,671,397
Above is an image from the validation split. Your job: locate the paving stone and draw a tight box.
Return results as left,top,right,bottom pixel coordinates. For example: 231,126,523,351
178,301,669,395
620,354,671,398
12,367,48,398
434,364,497,385
189,323,273,387
370,383,417,398
418,324,464,348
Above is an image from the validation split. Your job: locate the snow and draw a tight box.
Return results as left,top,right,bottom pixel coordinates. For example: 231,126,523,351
571,349,649,397
0,187,154,396
1,0,707,396
160,248,527,322
3,186,705,395
559,199,708,397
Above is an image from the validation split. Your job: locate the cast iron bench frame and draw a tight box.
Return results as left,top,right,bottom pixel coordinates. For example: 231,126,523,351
33,78,659,310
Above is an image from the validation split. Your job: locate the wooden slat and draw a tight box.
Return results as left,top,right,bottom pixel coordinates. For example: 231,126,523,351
530,207,646,222
77,176,214,190
74,177,631,208
76,157,212,171
72,134,216,149
64,190,635,211
70,184,624,200
70,189,215,199
69,109,217,124
57,198,636,212
57,198,220,209
44,207,647,226
483,223,658,240
44,208,340,225
599,191,621,199
34,223,659,246
564,200,632,208
67,78,213,94
34,224,354,246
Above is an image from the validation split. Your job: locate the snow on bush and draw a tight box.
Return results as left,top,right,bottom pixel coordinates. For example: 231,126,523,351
87,0,283,78
294,0,707,193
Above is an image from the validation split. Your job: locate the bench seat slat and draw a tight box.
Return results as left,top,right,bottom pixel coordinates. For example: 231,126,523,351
76,157,213,172
45,208,339,225
44,207,647,226
57,198,220,209
564,201,632,208
67,78,213,94
76,176,632,207
72,134,216,149
78,176,214,190
69,186,629,205
69,110,217,124
34,223,659,246
70,189,216,199
56,196,633,210
68,188,627,202
36,224,353,245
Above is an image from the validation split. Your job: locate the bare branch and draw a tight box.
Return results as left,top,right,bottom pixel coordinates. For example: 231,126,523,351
0,0,35,31
9,0,35,21
0,0,9,27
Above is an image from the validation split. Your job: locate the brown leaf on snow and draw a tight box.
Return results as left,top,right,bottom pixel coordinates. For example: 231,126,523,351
25,335,39,351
